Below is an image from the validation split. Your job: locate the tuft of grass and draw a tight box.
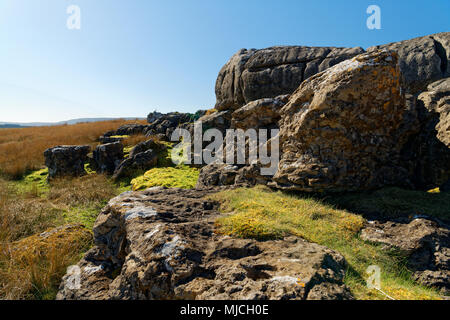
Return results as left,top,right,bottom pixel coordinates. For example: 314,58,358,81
209,186,443,300
122,134,155,149
327,187,450,220
0,224,91,300
0,173,122,299
131,166,199,191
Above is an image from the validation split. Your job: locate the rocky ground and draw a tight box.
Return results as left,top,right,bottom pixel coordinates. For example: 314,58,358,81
57,187,352,300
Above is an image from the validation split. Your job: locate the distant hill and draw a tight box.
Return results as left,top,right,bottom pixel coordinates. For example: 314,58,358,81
0,117,145,129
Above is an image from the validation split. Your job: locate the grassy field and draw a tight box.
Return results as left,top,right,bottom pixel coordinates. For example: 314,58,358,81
0,119,147,179
0,122,199,299
209,186,447,300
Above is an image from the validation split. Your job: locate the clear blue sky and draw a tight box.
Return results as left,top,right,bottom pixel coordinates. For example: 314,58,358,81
0,0,449,123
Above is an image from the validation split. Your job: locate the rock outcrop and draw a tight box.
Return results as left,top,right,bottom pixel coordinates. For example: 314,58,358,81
44,145,90,179
418,78,450,148
215,46,364,111
401,78,450,189
144,112,197,139
112,139,166,180
368,32,450,94
92,142,124,175
272,50,411,192
111,124,150,136
231,95,289,130
361,218,450,293
57,187,352,300
215,33,449,113
196,110,232,136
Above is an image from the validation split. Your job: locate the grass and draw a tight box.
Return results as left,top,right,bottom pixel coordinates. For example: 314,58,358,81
0,224,91,300
0,173,120,299
209,185,444,300
0,119,147,179
327,187,450,221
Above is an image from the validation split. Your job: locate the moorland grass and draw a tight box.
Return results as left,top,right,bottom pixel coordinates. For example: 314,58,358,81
0,119,146,179
0,173,119,299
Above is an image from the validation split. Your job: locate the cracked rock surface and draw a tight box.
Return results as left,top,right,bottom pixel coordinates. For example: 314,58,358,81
361,218,450,293
56,187,352,300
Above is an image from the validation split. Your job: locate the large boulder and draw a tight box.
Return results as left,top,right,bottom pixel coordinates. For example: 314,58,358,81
272,50,412,192
401,78,450,189
215,33,450,113
92,142,124,175
44,145,90,179
215,46,364,111
56,187,352,300
368,32,450,94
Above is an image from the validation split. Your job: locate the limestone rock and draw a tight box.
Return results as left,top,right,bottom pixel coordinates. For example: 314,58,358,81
113,150,158,181
57,187,352,300
128,139,164,159
231,95,289,130
197,110,232,136
196,163,241,188
418,78,450,147
215,46,364,111
368,32,450,94
361,218,450,293
112,139,166,180
401,78,450,189
147,111,164,123
113,124,150,136
44,145,90,179
145,112,195,139
272,50,411,192
92,142,124,175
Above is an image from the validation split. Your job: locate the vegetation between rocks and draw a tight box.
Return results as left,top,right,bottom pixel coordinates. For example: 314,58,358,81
210,186,444,300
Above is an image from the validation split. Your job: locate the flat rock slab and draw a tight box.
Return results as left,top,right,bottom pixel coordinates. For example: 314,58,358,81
57,187,352,300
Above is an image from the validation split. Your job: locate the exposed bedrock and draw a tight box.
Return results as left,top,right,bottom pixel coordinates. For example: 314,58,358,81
56,187,352,300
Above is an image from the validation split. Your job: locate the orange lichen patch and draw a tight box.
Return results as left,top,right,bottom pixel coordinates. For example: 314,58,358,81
205,108,218,116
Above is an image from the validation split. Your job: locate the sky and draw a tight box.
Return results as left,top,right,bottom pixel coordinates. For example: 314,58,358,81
0,0,449,123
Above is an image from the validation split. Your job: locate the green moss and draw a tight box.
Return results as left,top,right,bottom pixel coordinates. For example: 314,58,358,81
63,204,107,230
12,168,50,195
84,163,96,175
131,166,199,191
110,135,130,139
123,146,134,159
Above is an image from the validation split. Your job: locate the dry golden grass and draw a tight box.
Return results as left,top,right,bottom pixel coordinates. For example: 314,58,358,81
0,224,91,300
0,174,119,299
122,134,154,148
0,119,147,179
